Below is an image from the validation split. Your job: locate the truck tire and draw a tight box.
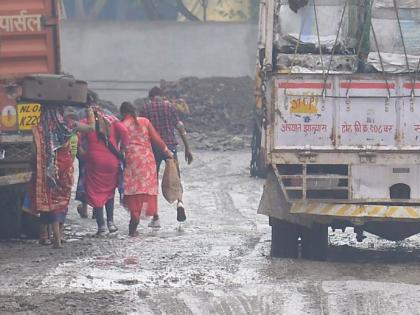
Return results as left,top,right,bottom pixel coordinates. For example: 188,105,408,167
250,115,267,179
256,149,267,179
301,224,328,261
271,217,299,258
250,125,260,178
0,186,23,238
21,211,40,239
0,185,39,239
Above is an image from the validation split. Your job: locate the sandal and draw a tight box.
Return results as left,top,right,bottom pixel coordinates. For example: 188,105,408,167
176,202,186,222
77,204,88,218
39,239,52,246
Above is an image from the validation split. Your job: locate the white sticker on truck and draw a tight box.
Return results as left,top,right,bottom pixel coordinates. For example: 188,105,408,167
275,81,334,149
401,82,420,148
338,81,397,148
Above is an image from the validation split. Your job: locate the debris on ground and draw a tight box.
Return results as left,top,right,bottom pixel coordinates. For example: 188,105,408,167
95,77,255,151
134,76,255,151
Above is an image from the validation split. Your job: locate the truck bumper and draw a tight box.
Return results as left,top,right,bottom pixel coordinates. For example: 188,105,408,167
291,202,420,221
0,172,32,187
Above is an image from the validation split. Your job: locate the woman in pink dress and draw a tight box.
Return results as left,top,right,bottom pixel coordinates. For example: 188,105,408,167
120,102,173,237
82,106,129,235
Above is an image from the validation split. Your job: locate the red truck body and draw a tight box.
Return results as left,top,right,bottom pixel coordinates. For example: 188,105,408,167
0,0,60,133
0,0,61,238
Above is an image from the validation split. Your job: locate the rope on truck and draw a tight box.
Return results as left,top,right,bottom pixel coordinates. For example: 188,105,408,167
281,0,420,99
392,0,412,80
312,0,325,77
320,0,348,98
391,0,420,99
344,0,375,98
282,2,305,97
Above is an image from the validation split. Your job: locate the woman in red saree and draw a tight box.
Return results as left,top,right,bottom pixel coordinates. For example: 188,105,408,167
26,106,94,248
120,102,173,237
81,107,129,235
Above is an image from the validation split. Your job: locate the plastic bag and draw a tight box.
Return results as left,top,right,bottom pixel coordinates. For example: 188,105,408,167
161,159,182,204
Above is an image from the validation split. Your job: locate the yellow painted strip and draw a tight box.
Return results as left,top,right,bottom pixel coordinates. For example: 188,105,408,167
385,206,399,217
292,203,309,213
305,203,319,214
367,206,383,217
290,204,300,213
291,203,420,219
351,206,364,217
321,204,335,215
336,204,352,216
405,207,419,218
291,203,309,213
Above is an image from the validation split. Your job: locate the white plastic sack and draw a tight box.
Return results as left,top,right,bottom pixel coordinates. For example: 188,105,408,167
374,0,420,9
370,18,420,55
367,52,420,73
370,0,420,55
275,0,362,51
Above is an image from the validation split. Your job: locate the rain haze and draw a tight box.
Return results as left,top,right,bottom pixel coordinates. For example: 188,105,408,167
2,1,420,314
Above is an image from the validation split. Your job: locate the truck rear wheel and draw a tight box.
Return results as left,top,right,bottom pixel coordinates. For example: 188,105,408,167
301,224,328,261
250,115,267,179
21,211,40,239
0,186,23,238
270,217,299,258
0,185,39,239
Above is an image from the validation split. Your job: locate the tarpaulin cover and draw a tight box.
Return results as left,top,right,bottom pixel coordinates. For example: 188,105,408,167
275,0,363,52
368,0,420,72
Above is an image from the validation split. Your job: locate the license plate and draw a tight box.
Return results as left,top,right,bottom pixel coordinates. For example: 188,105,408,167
17,103,41,130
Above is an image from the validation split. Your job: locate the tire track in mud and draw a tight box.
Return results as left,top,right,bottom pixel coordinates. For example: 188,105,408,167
321,281,420,315
214,190,250,224
53,152,266,305
14,151,420,314
136,282,329,315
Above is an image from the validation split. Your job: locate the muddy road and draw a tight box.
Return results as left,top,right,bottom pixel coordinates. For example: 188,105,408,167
2,150,420,314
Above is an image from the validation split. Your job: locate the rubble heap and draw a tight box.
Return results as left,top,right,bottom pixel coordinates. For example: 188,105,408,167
97,99,118,114
134,76,255,151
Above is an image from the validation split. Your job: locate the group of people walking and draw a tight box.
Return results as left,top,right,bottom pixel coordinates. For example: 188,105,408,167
23,87,193,248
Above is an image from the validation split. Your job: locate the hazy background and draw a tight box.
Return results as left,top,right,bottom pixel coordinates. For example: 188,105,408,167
59,0,259,104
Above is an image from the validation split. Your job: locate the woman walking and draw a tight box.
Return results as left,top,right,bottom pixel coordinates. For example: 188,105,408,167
120,102,173,237
37,134,77,246
25,106,95,248
82,103,129,235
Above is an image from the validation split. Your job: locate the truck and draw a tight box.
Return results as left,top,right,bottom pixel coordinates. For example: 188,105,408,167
256,0,420,260
0,0,61,238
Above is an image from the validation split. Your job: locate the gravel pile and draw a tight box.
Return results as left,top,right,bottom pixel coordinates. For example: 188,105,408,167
96,76,256,151
135,76,255,151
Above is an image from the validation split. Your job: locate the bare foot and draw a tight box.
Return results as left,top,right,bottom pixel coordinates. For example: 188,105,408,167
129,231,139,237
53,239,62,249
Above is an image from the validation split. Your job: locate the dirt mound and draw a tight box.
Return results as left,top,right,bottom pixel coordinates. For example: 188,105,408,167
135,76,255,151
162,76,255,134
95,77,255,151
98,99,118,114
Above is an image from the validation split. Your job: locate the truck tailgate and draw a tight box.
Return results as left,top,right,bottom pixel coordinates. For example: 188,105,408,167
274,75,420,151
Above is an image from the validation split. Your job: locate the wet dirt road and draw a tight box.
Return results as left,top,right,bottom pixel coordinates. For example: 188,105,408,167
2,150,420,314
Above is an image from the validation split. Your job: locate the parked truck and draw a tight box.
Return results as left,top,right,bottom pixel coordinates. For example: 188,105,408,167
257,0,420,260
0,0,61,238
